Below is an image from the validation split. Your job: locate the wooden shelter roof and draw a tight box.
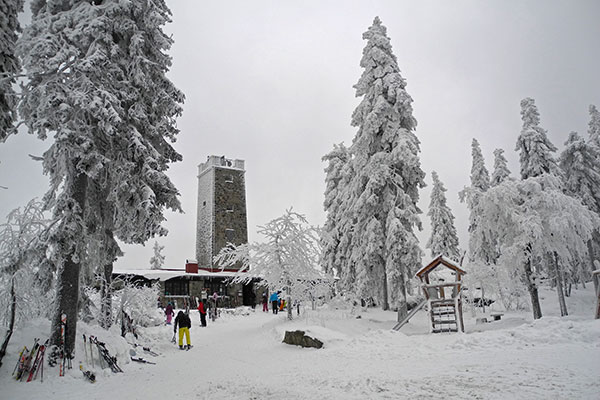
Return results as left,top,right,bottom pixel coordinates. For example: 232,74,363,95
415,255,466,279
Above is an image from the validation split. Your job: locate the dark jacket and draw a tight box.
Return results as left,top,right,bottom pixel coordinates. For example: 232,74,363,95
174,311,191,329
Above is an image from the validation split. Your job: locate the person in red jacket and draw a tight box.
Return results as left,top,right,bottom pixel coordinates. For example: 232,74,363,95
197,300,207,327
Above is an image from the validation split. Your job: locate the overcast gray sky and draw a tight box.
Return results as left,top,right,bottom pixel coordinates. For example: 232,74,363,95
1,0,599,270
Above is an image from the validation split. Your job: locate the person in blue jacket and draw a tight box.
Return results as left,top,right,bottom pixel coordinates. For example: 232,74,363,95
269,291,279,314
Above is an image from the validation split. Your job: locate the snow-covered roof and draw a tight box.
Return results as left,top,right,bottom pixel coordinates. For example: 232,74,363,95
415,254,466,279
112,268,240,282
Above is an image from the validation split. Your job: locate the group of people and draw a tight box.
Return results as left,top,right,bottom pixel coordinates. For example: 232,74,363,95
164,300,209,350
262,291,287,314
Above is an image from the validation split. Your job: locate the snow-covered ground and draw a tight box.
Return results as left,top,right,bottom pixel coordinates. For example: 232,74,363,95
2,286,599,399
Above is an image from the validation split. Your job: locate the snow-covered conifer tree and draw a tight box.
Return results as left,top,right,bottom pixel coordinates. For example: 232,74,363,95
460,139,495,264
559,131,600,214
15,0,184,352
491,148,511,187
149,241,165,270
470,139,490,192
559,131,600,276
321,143,351,278
589,104,600,149
0,0,24,141
515,98,558,179
426,171,460,261
214,209,330,320
342,17,425,318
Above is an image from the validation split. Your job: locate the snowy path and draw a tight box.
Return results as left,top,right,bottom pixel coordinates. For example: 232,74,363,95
2,306,600,399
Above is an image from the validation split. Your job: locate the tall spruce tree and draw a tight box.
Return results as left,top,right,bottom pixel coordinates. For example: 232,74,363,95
321,143,351,278
559,132,600,214
426,171,460,260
460,139,495,263
491,148,511,187
470,139,490,192
0,0,24,141
342,17,425,317
515,98,558,179
16,0,184,352
559,131,600,276
514,97,559,319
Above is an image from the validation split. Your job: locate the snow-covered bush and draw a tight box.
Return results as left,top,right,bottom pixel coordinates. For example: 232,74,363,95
84,278,162,329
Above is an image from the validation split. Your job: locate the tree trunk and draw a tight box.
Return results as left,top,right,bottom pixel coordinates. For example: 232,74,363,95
396,270,408,322
381,263,389,311
0,276,17,367
100,262,113,329
50,171,87,356
286,281,292,321
523,246,542,320
553,252,568,317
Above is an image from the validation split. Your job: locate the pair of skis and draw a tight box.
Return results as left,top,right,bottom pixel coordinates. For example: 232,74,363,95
91,336,123,373
13,338,46,382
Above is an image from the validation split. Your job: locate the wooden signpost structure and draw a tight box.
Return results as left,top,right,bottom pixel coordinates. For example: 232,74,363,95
416,255,466,333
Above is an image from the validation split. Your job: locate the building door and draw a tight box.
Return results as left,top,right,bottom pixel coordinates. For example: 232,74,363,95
242,280,255,306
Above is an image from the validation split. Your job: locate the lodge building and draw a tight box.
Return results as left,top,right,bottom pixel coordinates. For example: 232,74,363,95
114,155,263,309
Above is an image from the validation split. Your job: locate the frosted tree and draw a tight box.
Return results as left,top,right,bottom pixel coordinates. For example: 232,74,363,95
460,139,495,263
321,143,351,278
515,98,558,179
475,175,599,319
0,199,53,366
589,104,600,149
512,98,572,317
149,241,165,270
337,17,425,319
426,171,460,260
214,209,330,320
559,132,600,214
559,131,600,275
491,148,511,187
15,0,184,353
0,0,24,141
469,138,490,192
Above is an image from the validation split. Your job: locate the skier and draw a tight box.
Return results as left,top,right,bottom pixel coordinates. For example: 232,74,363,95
269,291,279,314
165,302,174,325
174,311,192,350
197,300,207,327
262,292,268,312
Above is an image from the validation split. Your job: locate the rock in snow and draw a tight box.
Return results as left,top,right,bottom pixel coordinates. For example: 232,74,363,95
283,330,324,349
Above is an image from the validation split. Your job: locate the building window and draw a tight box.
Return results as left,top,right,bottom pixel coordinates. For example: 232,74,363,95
165,279,189,296
225,228,235,242
203,201,206,207
225,175,234,183
226,206,234,213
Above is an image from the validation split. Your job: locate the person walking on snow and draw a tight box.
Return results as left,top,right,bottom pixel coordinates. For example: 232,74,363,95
174,311,192,350
262,293,268,312
269,291,279,314
165,302,174,325
198,300,207,327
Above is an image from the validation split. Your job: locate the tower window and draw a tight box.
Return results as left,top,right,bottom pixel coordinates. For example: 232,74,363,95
225,229,235,242
225,175,234,183
203,201,206,207
226,206,234,213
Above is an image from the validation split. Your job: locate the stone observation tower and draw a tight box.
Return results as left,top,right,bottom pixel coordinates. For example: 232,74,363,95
196,155,248,270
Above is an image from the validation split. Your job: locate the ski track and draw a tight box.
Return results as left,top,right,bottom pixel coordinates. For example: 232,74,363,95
2,309,599,400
